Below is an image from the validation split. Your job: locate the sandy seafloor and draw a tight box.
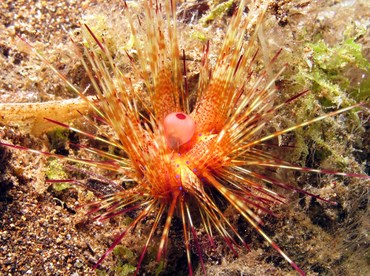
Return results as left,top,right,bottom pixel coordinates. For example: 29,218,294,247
0,0,369,275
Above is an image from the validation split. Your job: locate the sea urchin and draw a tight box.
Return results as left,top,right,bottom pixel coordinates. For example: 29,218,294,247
1,0,369,275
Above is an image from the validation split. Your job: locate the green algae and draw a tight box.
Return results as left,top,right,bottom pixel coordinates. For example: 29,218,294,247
199,0,234,26
46,128,70,153
297,37,370,107
45,159,71,191
96,246,137,275
283,26,370,169
112,246,137,275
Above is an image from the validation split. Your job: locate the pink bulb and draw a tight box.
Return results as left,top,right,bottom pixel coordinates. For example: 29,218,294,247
164,112,195,149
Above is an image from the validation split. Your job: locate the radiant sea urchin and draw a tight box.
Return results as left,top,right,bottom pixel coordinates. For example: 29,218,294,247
1,0,369,275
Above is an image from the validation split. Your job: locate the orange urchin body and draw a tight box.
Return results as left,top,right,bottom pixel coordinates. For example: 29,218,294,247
71,1,315,274
72,1,291,273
